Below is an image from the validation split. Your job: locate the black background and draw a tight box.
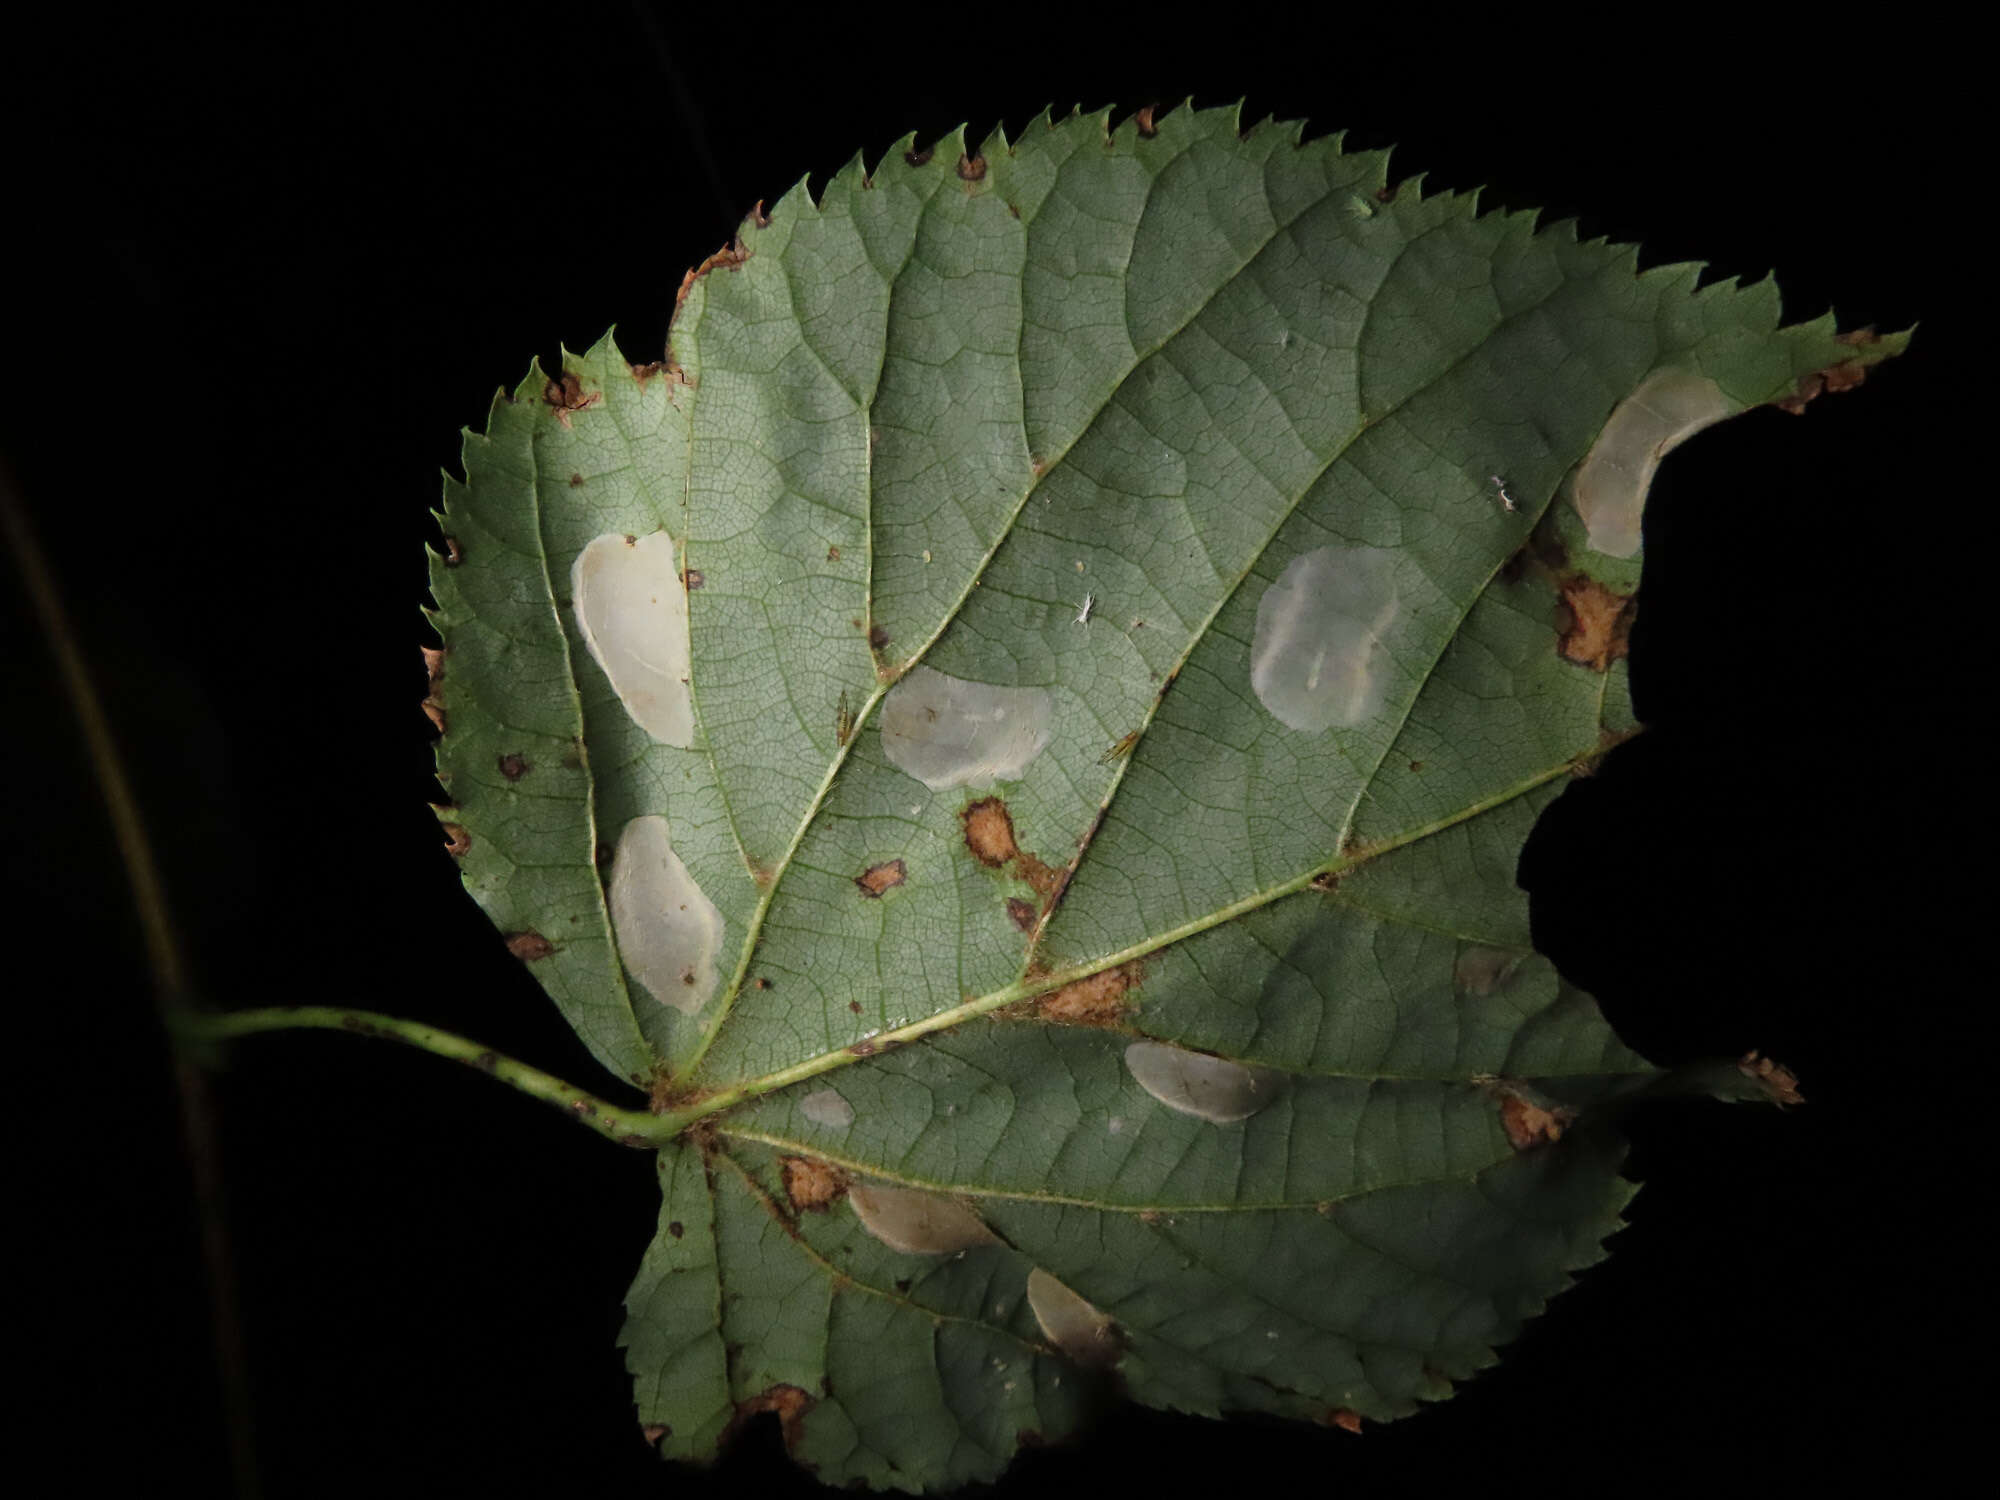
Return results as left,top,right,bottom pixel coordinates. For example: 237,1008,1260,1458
7,9,1959,1494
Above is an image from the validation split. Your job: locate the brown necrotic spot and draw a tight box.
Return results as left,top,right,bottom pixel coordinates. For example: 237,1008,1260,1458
781,1155,846,1213
682,567,704,590
1133,104,1159,137
957,153,986,181
441,823,471,857
868,623,891,651
732,1385,813,1451
855,859,907,898
962,797,1019,866
1040,966,1134,1026
497,753,530,781
905,145,933,167
505,931,556,961
667,1220,684,1239
1556,575,1635,671
1006,897,1037,932
442,536,463,566
1477,1076,1575,1150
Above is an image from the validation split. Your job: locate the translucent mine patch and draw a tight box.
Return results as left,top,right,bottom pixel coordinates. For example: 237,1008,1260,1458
572,532,695,747
1026,1268,1119,1368
800,1087,855,1130
1123,1040,1282,1124
1454,945,1524,998
848,1182,999,1254
1249,544,1399,733
607,815,724,1014
1571,369,1736,558
879,666,1054,791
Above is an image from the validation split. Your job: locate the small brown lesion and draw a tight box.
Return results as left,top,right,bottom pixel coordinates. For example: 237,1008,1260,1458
504,931,555,961
1475,1076,1575,1150
781,1155,847,1213
1555,574,1635,671
962,797,1020,867
674,236,751,314
1325,1409,1364,1435
855,859,907,898
905,145,934,168
1133,104,1159,138
1037,963,1138,1026
1776,327,1882,415
497,753,530,781
727,1383,815,1452
442,535,463,567
1005,897,1037,932
957,153,987,182
541,371,602,429
440,822,471,857
640,1424,668,1445
682,567,705,590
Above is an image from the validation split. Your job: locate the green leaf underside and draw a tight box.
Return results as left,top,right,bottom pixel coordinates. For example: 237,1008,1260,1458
429,105,1900,1486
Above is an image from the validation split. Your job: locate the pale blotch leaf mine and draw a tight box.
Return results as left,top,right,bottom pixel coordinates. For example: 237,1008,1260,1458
848,1182,1000,1254
1454,945,1523,997
800,1087,855,1130
1123,1040,1284,1124
572,532,695,747
1026,1268,1119,1368
1570,369,1736,558
1249,544,1399,733
879,666,1055,792
607,815,724,1014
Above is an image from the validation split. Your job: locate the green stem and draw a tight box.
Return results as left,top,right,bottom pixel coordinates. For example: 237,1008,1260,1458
177,1007,679,1149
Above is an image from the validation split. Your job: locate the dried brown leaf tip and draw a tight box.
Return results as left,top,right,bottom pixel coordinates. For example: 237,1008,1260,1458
1133,104,1159,138
1738,1050,1804,1107
1326,1409,1364,1435
855,859,907,898
957,153,987,182
781,1155,847,1213
1038,964,1137,1026
1556,574,1634,671
442,535,463,567
640,1424,668,1445
541,371,602,429
440,822,471,858
504,931,555,961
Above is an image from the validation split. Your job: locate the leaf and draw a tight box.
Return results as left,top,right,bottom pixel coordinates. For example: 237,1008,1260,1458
427,103,1903,1486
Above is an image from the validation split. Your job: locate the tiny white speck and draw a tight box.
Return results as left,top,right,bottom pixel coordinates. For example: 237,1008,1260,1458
922,549,933,563
1074,591,1094,627
1003,1380,1016,1392
1107,1116,1125,1135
